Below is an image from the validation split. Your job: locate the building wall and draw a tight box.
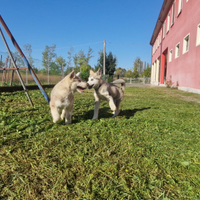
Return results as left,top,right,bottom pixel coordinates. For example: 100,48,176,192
151,0,200,91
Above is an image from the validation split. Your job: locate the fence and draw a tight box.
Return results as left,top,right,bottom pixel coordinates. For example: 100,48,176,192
0,51,63,86
113,76,151,85
125,77,151,84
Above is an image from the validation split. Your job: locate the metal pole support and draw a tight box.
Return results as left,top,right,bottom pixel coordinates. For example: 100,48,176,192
0,27,34,106
0,15,50,104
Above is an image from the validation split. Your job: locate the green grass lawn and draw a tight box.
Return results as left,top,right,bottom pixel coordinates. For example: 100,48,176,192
0,86,200,199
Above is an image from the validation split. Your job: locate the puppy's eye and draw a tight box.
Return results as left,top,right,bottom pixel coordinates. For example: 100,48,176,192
91,79,93,81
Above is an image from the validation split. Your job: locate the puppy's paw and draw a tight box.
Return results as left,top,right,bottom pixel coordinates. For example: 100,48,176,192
112,110,120,118
52,116,60,123
65,120,71,125
110,105,116,111
53,119,59,123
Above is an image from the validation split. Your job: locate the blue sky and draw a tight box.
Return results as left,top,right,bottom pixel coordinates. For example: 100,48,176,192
0,0,163,70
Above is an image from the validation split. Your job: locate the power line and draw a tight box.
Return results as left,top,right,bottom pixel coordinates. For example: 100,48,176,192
2,41,149,52
107,42,149,46
32,41,103,52
30,41,150,52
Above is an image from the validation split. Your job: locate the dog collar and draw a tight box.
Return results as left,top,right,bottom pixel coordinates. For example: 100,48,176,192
95,84,102,91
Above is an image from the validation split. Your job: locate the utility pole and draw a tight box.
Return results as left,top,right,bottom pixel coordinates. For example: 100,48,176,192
62,63,64,79
103,40,106,75
26,54,28,85
47,60,49,84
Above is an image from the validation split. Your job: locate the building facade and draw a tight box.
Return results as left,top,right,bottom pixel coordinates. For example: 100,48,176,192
150,0,200,93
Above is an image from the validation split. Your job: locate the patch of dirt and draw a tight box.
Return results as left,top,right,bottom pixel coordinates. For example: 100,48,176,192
163,89,200,104
176,95,200,104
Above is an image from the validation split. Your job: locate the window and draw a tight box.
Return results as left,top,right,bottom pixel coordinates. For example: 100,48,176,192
183,34,190,54
160,31,162,43
196,24,200,46
169,49,173,62
163,21,166,39
175,43,180,58
171,1,175,25
178,0,182,16
167,12,170,32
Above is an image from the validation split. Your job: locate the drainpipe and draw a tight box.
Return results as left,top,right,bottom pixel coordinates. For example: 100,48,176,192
150,46,152,84
159,20,164,85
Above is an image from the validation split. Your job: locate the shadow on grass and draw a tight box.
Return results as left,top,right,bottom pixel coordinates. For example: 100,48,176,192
119,107,151,119
72,106,151,123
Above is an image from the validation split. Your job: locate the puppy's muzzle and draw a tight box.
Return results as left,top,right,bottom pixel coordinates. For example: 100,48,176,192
87,83,94,89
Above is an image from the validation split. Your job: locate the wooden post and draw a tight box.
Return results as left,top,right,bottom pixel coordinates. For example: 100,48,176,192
103,40,106,75
7,59,12,84
1,57,8,86
10,70,14,86
10,58,16,86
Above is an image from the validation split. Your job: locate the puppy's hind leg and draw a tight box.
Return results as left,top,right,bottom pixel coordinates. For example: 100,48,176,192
65,106,73,124
106,95,116,112
112,99,121,118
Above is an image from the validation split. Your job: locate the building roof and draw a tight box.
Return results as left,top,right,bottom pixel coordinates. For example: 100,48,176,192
150,0,174,45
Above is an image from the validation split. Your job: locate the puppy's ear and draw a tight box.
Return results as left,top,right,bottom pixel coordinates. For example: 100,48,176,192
69,70,75,79
90,69,94,75
76,72,80,77
96,68,102,76
96,75,101,79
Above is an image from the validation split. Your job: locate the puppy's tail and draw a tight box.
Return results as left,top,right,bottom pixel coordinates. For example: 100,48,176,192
112,79,126,92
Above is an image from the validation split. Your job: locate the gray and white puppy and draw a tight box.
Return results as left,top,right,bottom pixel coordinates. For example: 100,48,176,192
87,68,125,119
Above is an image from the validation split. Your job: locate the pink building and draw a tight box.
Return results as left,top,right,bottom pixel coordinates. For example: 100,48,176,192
150,0,200,94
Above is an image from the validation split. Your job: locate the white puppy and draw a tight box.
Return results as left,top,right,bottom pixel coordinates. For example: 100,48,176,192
50,70,87,124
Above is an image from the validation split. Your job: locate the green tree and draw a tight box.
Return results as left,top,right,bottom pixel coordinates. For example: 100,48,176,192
86,47,94,64
42,45,56,73
66,47,74,74
14,51,24,68
73,47,94,73
39,68,47,75
132,57,141,78
55,56,66,78
24,44,34,68
141,63,151,77
49,62,60,75
125,69,133,78
114,67,126,77
80,63,91,81
73,49,85,71
95,51,117,76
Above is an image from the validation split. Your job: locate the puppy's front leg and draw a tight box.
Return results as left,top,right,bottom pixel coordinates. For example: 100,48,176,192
50,104,60,123
93,92,100,119
65,106,73,124
93,101,100,119
61,109,66,120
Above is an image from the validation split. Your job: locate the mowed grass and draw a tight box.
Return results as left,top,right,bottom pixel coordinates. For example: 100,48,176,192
0,86,200,199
